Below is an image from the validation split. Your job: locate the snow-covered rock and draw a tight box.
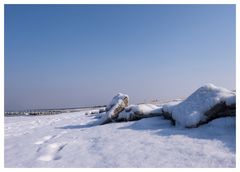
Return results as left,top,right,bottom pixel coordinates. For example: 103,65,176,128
161,100,182,124
117,104,162,121
162,100,182,113
93,84,236,128
169,83,236,127
98,93,129,124
105,93,129,111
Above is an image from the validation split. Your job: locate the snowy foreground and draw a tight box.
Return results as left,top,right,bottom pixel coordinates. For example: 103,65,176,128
5,84,236,167
5,111,235,167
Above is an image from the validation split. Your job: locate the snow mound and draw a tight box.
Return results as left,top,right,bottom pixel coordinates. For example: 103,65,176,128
171,83,235,127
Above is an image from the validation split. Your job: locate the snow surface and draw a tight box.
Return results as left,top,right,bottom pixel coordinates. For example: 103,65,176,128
167,84,236,127
5,110,235,167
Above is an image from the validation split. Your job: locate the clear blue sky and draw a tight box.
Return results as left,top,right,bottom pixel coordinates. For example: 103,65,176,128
5,5,236,111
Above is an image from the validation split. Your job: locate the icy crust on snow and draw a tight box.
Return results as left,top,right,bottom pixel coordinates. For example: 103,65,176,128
118,104,161,120
169,84,236,127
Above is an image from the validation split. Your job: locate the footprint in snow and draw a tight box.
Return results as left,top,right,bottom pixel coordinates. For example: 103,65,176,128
37,143,67,161
34,135,57,145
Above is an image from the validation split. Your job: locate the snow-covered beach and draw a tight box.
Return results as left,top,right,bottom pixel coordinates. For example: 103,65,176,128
5,111,235,167
4,84,236,167
5,94,236,168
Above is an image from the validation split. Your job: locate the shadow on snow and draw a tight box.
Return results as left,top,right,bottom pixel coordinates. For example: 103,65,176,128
118,116,236,153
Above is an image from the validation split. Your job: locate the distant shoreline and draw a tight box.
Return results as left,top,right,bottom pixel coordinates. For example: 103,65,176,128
4,105,106,117
5,104,106,113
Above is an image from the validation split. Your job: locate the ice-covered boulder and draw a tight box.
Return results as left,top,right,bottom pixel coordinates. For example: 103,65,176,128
168,83,236,128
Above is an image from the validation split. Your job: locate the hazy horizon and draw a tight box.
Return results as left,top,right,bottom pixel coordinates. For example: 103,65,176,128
4,5,236,111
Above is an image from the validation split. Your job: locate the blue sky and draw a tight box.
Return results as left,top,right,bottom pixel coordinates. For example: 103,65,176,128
5,5,236,111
